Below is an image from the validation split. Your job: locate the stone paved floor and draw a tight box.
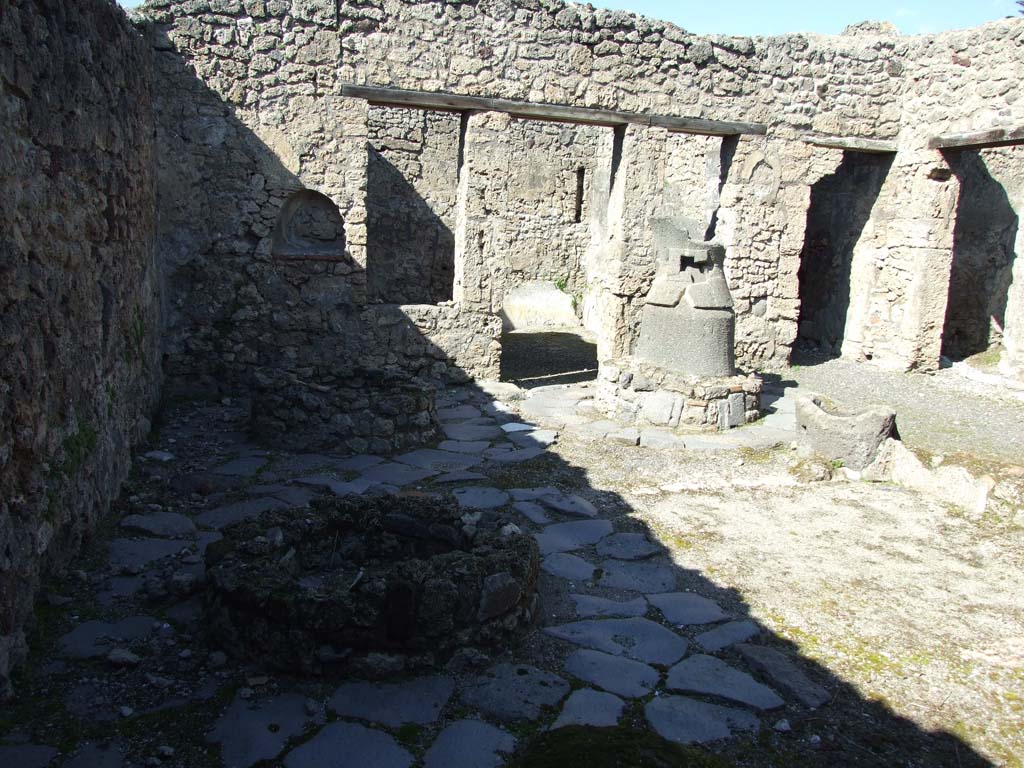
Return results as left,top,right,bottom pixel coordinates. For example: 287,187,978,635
2,376,1018,767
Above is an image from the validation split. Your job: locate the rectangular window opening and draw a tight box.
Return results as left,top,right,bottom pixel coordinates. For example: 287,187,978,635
574,167,586,223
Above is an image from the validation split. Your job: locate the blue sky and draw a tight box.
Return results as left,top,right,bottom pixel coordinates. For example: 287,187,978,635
118,0,1021,35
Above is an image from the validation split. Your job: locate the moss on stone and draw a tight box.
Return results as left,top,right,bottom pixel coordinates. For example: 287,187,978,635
61,422,98,476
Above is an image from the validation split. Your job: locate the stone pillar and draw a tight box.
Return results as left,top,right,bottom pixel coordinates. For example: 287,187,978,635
715,135,833,370
583,123,668,362
1001,216,1024,381
335,95,370,303
869,146,958,371
450,110,503,379
452,110,501,313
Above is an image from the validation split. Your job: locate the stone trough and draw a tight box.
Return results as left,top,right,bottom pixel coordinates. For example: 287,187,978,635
795,392,895,470
204,495,539,675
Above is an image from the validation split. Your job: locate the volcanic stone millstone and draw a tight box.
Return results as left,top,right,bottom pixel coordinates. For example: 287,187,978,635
204,495,540,674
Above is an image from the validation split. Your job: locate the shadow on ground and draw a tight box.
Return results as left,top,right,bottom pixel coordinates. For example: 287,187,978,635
2,363,997,767
499,329,598,389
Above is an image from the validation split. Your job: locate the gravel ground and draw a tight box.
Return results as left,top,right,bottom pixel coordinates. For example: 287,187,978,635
780,357,1024,465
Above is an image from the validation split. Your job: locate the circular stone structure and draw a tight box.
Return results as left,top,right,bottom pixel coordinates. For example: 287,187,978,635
204,495,539,675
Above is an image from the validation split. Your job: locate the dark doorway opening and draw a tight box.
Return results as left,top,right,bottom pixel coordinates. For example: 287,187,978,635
794,151,893,363
940,150,1019,363
499,329,598,389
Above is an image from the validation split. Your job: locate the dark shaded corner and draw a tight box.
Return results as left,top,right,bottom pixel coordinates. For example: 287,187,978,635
792,151,894,365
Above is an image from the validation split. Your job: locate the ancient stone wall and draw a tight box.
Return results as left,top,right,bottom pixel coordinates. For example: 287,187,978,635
842,21,1024,373
940,146,1023,376
0,0,160,695
367,106,460,305
138,0,916,393
489,118,605,310
796,151,895,357
137,0,1024,390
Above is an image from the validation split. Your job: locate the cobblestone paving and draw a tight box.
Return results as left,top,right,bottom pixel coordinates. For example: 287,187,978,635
4,379,1006,767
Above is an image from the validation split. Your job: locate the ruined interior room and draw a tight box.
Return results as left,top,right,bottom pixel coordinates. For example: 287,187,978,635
1,0,1023,766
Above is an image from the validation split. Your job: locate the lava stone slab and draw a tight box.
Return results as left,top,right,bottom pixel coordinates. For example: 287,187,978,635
423,720,516,768
120,511,196,539
500,422,536,433
108,538,187,571
512,501,551,525
541,553,595,581
269,453,337,474
453,486,510,509
247,485,317,508
510,429,558,448
166,596,203,625
645,695,760,745
534,520,613,555
485,447,545,463
444,423,503,441
63,741,125,768
433,470,490,484
508,487,561,501
438,440,491,454
394,449,481,472
537,492,598,518
331,454,386,472
212,456,268,477
361,462,438,486
696,619,762,652
552,689,625,729
328,676,455,727
437,404,482,422
0,745,58,768
544,618,688,665
96,575,146,606
666,654,784,710
735,643,830,708
194,497,288,530
207,692,320,768
282,722,412,768
460,663,570,722
647,593,729,626
563,649,660,698
596,533,663,561
172,471,247,496
482,400,518,420
58,615,156,659
571,595,648,618
196,530,223,555
598,560,676,593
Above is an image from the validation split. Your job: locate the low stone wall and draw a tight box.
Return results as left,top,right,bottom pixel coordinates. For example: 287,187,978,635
361,304,502,384
250,367,438,455
597,360,762,431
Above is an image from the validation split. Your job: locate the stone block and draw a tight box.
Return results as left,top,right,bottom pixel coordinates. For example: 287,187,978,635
640,390,677,426
795,392,895,470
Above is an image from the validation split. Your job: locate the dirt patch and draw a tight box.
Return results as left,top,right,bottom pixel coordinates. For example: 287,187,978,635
550,431,1024,766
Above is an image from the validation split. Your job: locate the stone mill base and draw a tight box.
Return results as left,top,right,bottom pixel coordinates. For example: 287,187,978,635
596,359,762,432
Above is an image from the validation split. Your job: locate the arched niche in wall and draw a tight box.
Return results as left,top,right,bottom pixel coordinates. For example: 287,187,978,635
271,190,346,260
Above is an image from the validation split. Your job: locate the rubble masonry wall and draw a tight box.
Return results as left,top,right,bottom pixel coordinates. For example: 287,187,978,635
0,0,161,695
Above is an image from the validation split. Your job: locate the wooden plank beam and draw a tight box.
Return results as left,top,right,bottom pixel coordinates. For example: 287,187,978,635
928,125,1024,151
342,84,767,137
803,135,897,154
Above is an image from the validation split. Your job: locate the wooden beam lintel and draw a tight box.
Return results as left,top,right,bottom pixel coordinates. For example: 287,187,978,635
342,84,767,137
928,125,1024,151
803,135,898,154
